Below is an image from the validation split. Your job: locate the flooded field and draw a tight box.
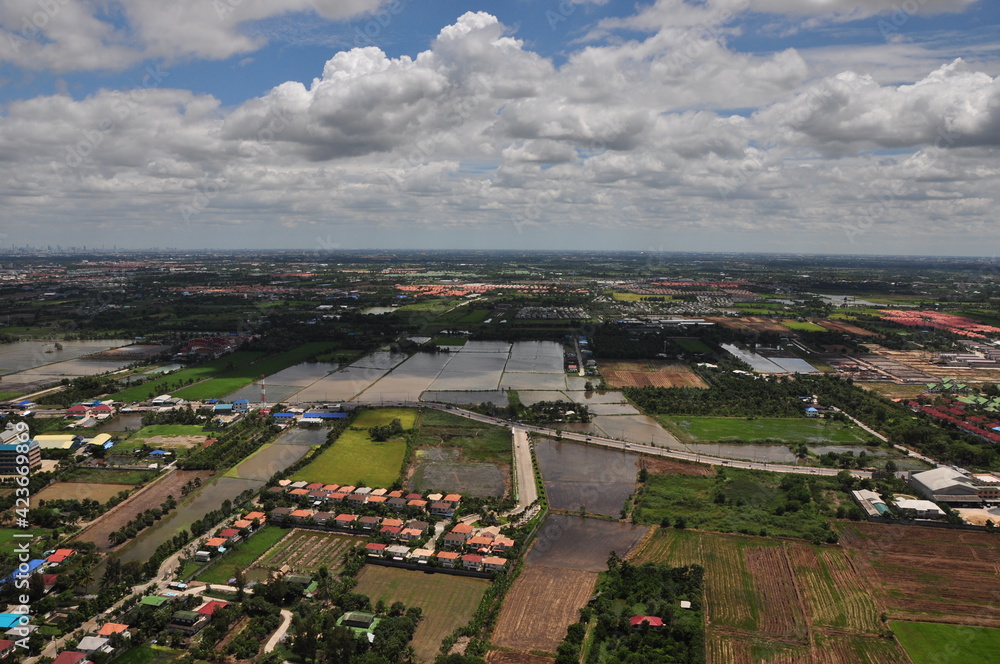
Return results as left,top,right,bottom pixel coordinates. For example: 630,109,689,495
273,427,328,446
291,365,392,402
225,361,339,401
114,477,264,565
534,438,638,517
567,390,629,404
590,415,684,449
686,443,798,463
422,390,508,406
587,402,640,415
0,339,132,374
95,413,145,432
228,443,313,480
527,514,648,571
505,341,564,372
499,372,567,390
2,355,136,392
355,352,454,403
428,349,508,391
410,462,506,497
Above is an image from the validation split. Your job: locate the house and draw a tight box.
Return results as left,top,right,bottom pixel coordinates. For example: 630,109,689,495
97,623,130,638
382,518,404,529
313,511,335,526
41,574,59,593
461,554,483,571
334,514,358,528
340,612,376,630
289,481,308,489
492,536,515,552
269,507,294,521
405,493,423,501
339,485,357,494
140,596,168,608
244,510,268,524
367,495,388,505
305,482,324,491
359,516,381,531
450,523,473,541
0,639,14,659
387,490,404,498
399,528,423,542
467,535,493,550
387,497,408,510
47,549,76,564
436,551,460,568
289,488,310,497
53,652,90,664
429,501,453,516
354,487,372,496
379,526,402,539
194,550,212,563
409,548,434,563
329,492,349,502
266,486,285,495
369,488,387,497
196,601,228,617
630,616,664,628
406,520,430,534
290,509,314,523
407,499,428,510
443,493,462,506
364,543,387,557
168,610,206,634
322,484,341,494
893,498,946,518
386,545,411,559
218,528,241,543
204,537,228,552
482,556,507,572
232,519,253,531
426,493,443,502
75,637,110,655
444,532,467,549
66,404,90,417
347,493,368,506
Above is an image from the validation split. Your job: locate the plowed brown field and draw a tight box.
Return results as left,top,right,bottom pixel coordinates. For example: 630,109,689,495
492,566,597,653
600,360,708,388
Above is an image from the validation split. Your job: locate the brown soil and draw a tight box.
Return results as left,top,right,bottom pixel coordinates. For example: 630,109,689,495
640,456,714,477
492,566,597,653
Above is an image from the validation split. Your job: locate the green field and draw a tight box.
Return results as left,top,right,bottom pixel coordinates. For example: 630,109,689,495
781,320,827,332
110,351,266,401
892,621,1000,664
355,564,490,664
195,525,288,584
414,408,511,464
668,417,871,444
353,407,418,430
674,338,713,354
0,391,22,401
112,645,183,664
63,467,159,485
111,424,207,455
431,337,467,346
0,528,50,553
289,427,406,487
172,342,337,400
634,469,849,541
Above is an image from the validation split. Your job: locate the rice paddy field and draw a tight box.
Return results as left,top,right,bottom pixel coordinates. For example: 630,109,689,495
288,424,406,487
667,417,872,444
354,565,490,663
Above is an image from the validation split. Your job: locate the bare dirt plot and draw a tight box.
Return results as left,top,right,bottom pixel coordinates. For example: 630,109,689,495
706,632,805,664
600,360,708,389
256,530,363,575
534,439,638,517
811,635,913,664
142,435,205,447
815,320,880,337
639,455,715,477
788,543,881,633
707,316,790,334
492,566,597,653
73,470,214,550
410,462,506,497
355,565,489,664
526,514,648,571
744,545,807,640
34,482,132,504
840,522,1000,628
485,653,554,664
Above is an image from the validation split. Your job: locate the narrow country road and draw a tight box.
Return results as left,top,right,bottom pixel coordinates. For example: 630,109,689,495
511,427,537,509
265,609,294,653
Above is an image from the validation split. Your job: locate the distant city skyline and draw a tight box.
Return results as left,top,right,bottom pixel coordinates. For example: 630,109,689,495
1,1,999,255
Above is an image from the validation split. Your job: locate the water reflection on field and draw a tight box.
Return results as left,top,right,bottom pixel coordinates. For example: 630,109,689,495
0,340,132,374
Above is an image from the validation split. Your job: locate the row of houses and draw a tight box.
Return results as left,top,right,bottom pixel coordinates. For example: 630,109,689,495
442,522,515,553
363,542,508,573
269,481,462,516
268,508,433,540
195,510,267,560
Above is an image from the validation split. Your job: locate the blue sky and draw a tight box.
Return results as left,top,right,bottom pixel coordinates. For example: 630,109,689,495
1,0,999,254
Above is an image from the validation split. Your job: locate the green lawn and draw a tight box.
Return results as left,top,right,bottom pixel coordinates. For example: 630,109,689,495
673,338,713,354
172,342,337,400
0,528,48,553
781,320,827,332
0,391,22,401
112,645,184,664
414,408,511,464
195,525,288,584
289,427,405,487
892,621,1000,664
667,417,870,444
634,469,848,541
63,467,158,485
110,351,266,401
353,407,418,430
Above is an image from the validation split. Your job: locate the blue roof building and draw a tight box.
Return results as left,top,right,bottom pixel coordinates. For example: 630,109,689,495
0,559,46,585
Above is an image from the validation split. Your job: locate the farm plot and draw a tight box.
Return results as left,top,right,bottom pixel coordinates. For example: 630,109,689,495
35,482,132,504
354,565,489,664
533,438,638,517
599,360,708,389
840,523,1000,627
628,528,703,567
224,442,312,481
492,566,598,653
788,543,881,633
410,462,505,498
670,417,870,444
485,653,554,664
525,514,648,571
288,427,405,487
812,635,914,664
892,621,1000,664
195,525,288,585
744,545,807,640
73,470,214,549
256,530,362,576
706,633,806,664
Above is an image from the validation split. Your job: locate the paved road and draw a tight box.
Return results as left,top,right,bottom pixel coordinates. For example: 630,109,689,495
511,427,537,508
265,609,294,653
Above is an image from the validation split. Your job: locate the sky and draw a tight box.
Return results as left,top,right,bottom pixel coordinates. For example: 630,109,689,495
1,0,999,255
